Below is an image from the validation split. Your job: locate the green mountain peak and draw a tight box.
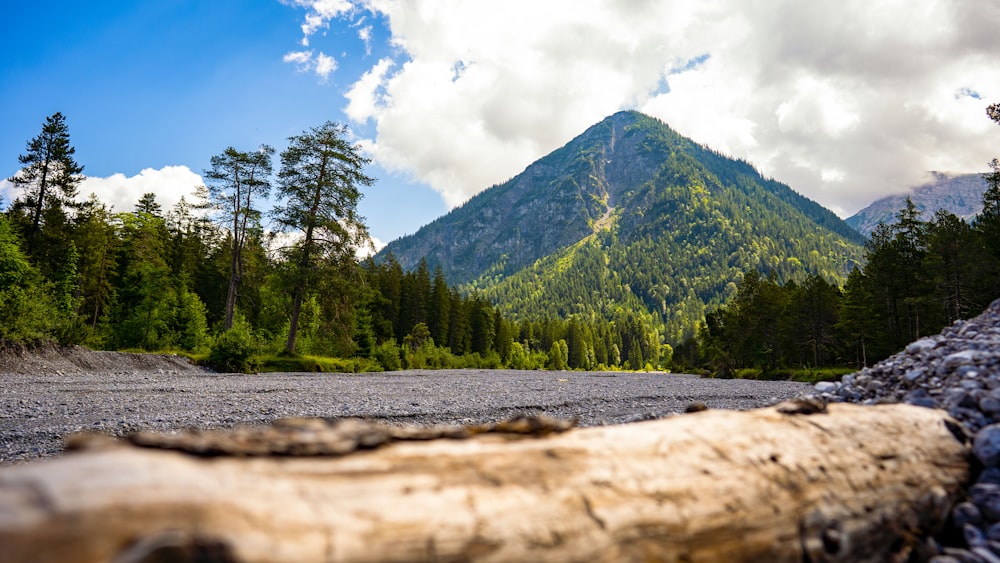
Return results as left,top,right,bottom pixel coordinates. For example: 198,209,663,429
378,111,865,342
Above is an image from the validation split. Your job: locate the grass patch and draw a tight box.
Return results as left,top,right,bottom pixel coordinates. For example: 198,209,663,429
256,354,383,374
779,367,855,383
706,367,854,382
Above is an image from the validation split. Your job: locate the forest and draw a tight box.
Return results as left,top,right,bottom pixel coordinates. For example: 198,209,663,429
2,106,998,376
678,189,1000,377
0,113,664,372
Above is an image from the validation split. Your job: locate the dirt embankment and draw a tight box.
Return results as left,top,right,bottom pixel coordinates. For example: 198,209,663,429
0,341,208,375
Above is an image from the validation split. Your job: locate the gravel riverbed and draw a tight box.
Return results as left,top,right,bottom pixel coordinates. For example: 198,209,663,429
0,368,811,466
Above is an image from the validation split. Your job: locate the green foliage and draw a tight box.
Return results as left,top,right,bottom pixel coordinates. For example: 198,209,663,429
372,339,402,371
204,145,274,330
547,339,569,370
689,191,1000,376
255,354,381,373
208,321,260,373
0,214,59,341
6,108,999,381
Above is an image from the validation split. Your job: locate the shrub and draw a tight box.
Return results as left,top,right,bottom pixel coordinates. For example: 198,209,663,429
372,339,402,371
208,324,259,373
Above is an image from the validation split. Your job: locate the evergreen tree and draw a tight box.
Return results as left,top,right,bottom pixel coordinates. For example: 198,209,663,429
109,212,173,350
135,192,163,217
925,210,981,324
272,122,373,354
73,196,118,336
8,112,85,258
836,268,880,367
428,266,451,346
204,145,274,330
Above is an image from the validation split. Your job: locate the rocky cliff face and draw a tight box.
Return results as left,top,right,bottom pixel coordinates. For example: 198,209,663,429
845,172,988,236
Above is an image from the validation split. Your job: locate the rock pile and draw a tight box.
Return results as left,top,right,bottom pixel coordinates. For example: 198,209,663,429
812,298,1000,562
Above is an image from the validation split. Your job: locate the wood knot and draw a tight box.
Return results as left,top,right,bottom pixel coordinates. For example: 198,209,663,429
775,397,827,415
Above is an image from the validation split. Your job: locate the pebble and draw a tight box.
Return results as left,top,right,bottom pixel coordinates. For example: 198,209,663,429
977,427,1000,466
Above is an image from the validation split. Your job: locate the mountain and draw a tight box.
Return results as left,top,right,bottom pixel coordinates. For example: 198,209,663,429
845,172,988,236
378,111,865,342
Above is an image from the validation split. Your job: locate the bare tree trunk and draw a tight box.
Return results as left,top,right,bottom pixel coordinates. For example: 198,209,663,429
284,282,304,354
0,402,970,563
223,250,239,330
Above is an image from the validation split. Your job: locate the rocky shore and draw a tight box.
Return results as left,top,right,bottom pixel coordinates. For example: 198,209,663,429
813,298,1000,562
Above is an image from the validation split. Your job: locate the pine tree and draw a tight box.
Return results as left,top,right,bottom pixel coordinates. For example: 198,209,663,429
135,192,163,217
8,112,85,257
272,123,373,354
204,145,274,330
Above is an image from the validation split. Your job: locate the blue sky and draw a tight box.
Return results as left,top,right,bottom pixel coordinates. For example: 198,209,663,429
1,1,444,246
3,1,1000,249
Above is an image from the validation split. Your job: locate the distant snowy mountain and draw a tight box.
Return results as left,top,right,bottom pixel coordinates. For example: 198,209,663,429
845,172,988,236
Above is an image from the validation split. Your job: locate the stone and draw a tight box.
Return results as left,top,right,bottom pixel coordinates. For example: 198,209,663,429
956,502,985,528
906,388,939,409
971,483,1000,522
981,396,1000,416
975,426,1000,467
814,381,838,393
905,367,928,383
965,523,987,548
945,350,982,370
907,339,939,355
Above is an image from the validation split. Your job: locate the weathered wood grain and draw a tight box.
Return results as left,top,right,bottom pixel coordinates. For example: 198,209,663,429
0,402,970,562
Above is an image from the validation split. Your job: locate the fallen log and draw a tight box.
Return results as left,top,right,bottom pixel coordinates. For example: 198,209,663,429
0,402,970,563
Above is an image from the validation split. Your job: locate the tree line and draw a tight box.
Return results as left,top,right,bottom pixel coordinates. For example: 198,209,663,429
1,112,667,371
679,178,1000,377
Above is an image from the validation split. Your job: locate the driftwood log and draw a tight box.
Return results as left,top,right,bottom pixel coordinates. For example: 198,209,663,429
0,402,971,563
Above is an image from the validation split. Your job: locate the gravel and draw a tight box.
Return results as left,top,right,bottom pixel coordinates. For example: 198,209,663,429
0,368,811,466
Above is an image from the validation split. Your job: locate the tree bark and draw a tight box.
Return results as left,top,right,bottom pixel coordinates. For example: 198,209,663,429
0,402,970,563
284,281,305,354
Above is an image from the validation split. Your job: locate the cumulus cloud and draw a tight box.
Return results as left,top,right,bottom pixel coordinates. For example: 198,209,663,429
314,52,338,81
290,0,1000,216
1,166,204,216
77,166,204,213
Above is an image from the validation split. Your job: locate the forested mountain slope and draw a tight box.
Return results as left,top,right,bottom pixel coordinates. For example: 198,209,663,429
379,111,865,342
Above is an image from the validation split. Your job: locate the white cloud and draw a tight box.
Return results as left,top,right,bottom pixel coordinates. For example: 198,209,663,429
282,0,354,37
290,0,1000,217
283,49,338,81
77,166,204,214
0,178,16,207
314,52,338,81
283,50,313,68
2,166,203,216
344,57,394,122
356,234,386,259
358,25,372,54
